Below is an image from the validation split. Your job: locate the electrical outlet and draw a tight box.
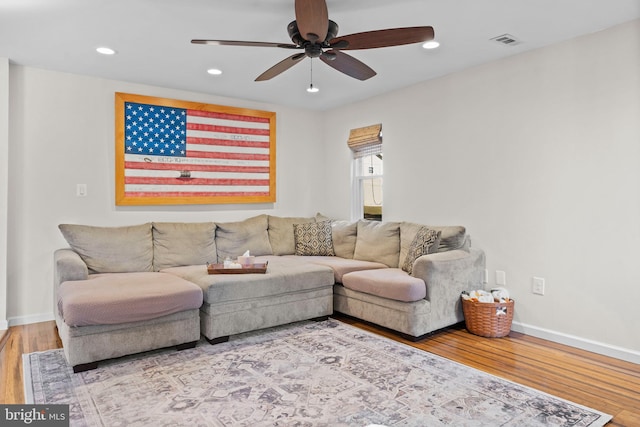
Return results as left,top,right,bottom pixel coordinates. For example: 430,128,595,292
532,277,545,295
496,270,506,286
483,269,489,284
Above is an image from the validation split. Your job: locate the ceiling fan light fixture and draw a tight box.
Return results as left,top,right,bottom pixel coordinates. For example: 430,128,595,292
193,0,434,82
207,68,223,75
96,46,116,55
422,40,440,49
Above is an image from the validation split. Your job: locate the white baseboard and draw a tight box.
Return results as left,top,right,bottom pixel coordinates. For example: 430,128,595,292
8,312,54,327
511,321,640,364
0,319,7,330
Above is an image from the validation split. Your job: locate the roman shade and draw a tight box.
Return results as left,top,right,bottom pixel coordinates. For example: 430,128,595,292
347,124,382,158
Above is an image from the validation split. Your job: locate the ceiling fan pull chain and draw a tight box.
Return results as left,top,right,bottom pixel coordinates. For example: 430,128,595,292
307,59,319,93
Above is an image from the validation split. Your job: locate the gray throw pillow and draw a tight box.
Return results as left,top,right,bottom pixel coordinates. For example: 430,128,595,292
429,225,467,252
400,222,466,259
152,222,216,270
58,223,153,274
400,222,424,263
294,220,335,256
402,227,441,275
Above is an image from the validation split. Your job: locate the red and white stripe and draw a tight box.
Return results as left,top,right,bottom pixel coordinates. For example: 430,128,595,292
124,110,271,197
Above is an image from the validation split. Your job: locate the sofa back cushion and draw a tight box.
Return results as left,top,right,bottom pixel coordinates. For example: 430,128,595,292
353,220,401,267
268,215,316,255
215,214,273,262
331,220,358,259
152,222,216,270
58,223,153,274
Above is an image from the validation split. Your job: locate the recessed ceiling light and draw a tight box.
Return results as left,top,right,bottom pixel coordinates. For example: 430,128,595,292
422,41,440,49
96,47,116,55
207,68,222,75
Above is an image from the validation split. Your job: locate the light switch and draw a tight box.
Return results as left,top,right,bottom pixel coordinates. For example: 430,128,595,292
532,277,545,295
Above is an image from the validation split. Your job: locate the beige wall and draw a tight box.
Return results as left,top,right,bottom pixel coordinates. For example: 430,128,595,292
321,20,640,359
5,67,325,324
0,57,8,330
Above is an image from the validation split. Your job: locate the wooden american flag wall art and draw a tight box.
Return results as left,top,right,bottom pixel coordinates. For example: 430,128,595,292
115,93,276,205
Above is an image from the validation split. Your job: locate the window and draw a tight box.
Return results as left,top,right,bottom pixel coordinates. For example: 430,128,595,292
354,152,383,220
348,124,382,221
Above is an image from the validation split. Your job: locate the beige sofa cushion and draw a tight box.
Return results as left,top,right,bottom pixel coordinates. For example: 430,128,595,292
315,212,331,222
353,220,401,267
152,222,216,270
342,268,427,302
58,272,203,326
331,220,358,259
58,223,153,274
268,215,316,255
295,256,388,283
215,214,273,262
162,256,333,304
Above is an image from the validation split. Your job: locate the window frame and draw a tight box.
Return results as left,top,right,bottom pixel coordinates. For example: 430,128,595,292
351,152,383,221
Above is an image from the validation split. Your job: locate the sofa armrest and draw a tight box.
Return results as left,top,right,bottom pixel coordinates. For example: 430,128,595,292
412,247,486,330
54,248,89,287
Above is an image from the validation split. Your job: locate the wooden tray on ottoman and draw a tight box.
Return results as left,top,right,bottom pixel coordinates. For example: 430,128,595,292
207,262,268,274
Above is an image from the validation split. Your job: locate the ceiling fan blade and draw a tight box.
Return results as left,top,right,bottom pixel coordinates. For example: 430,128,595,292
255,53,307,81
295,0,328,43
191,39,299,49
320,50,376,81
329,26,434,50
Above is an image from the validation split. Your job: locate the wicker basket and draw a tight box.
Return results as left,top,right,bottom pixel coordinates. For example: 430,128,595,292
462,298,514,338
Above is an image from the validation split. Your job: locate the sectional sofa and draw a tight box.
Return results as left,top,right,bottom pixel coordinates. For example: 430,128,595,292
54,214,485,372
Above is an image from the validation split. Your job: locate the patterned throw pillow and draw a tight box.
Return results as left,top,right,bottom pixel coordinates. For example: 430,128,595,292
294,220,336,256
402,227,441,275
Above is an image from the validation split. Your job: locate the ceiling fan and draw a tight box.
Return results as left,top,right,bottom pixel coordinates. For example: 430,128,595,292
191,0,435,82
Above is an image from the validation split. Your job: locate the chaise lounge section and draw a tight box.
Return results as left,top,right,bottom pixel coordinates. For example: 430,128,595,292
54,224,203,372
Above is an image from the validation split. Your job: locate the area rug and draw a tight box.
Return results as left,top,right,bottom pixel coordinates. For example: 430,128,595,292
23,319,611,426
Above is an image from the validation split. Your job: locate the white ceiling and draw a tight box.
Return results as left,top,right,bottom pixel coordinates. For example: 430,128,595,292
1,0,639,111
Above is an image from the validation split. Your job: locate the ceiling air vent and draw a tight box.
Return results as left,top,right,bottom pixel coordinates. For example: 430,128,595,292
490,34,521,46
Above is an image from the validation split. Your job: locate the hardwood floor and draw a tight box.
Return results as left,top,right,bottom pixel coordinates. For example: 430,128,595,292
1,317,638,426
334,315,640,427
0,322,62,405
